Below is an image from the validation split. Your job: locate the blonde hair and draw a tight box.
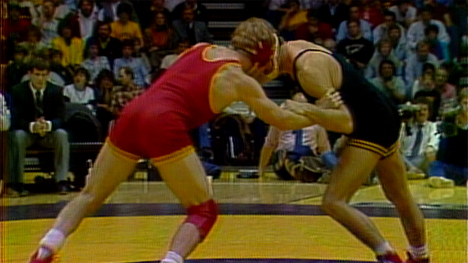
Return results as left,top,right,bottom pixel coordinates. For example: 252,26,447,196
231,18,277,59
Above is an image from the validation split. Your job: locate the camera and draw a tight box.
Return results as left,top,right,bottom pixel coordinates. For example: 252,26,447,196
398,103,421,121
438,99,462,137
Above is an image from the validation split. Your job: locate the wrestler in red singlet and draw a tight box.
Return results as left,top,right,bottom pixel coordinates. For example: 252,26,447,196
108,43,240,165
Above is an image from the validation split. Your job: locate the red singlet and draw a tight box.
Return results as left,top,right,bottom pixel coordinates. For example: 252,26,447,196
108,43,240,165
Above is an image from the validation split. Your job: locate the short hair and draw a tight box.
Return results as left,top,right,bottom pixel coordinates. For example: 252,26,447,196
116,2,133,17
120,67,134,80
420,5,434,15
78,0,94,9
424,24,439,35
346,19,360,27
49,48,63,59
95,69,115,87
383,10,396,20
74,67,91,82
422,62,436,73
29,58,50,72
417,40,431,50
121,39,134,49
413,96,433,115
388,24,401,32
379,59,396,75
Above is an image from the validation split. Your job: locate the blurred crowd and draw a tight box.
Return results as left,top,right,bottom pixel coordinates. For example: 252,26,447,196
0,0,467,196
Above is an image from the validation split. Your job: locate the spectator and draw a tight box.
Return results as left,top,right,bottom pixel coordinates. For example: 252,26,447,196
407,6,450,51
336,19,375,70
144,11,175,69
428,89,468,187
160,39,191,70
172,0,207,22
48,49,74,85
140,0,171,29
413,66,442,121
85,21,123,69
19,26,47,64
388,24,409,62
316,0,349,29
405,40,440,89
434,67,457,104
278,0,309,40
371,60,407,104
423,0,449,22
172,6,213,45
33,0,59,47
366,39,403,79
412,62,437,97
113,40,149,87
94,69,116,137
77,0,99,40
97,0,138,23
294,8,334,43
3,2,31,44
9,58,70,196
81,40,112,84
111,67,143,116
388,0,417,28
52,20,84,67
373,10,406,45
17,0,39,24
425,24,450,62
0,93,11,132
336,4,372,42
5,46,28,94
264,0,289,28
400,97,439,175
63,67,96,112
359,0,384,28
110,2,144,45
133,38,151,73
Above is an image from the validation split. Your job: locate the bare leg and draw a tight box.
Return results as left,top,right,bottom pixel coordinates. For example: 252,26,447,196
322,146,389,250
52,143,138,236
154,151,213,258
376,151,426,247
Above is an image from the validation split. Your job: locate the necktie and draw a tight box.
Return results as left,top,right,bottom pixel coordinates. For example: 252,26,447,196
35,90,43,117
411,124,423,158
294,129,303,147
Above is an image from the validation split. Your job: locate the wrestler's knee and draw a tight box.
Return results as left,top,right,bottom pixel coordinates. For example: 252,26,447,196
185,199,218,240
321,192,346,215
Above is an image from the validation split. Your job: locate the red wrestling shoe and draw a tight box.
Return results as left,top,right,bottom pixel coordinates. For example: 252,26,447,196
29,248,58,263
377,252,403,263
406,252,430,263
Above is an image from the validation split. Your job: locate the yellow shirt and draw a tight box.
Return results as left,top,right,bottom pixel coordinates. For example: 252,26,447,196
288,11,308,28
110,21,144,45
52,37,84,66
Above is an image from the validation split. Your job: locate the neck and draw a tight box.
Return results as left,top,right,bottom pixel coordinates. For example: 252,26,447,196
279,45,293,77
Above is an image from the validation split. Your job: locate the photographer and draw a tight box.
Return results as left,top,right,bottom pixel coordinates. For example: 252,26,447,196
399,97,439,177
428,88,468,188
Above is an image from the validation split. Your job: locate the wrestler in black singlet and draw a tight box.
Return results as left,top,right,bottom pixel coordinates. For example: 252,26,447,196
293,49,402,158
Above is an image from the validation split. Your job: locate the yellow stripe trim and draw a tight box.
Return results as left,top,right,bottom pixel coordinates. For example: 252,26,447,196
151,145,196,167
348,139,387,152
106,138,140,161
208,62,242,114
348,141,386,155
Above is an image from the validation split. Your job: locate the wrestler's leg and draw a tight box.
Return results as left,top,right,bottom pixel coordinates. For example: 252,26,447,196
153,151,215,260
31,143,138,259
376,151,427,259
322,146,393,253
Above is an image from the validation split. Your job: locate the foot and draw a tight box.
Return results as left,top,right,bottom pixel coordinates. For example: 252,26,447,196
29,248,58,263
406,252,429,263
57,181,69,195
377,252,403,263
428,176,454,188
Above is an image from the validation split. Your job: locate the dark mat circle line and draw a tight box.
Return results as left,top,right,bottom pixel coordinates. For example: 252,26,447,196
1,203,466,221
131,259,373,263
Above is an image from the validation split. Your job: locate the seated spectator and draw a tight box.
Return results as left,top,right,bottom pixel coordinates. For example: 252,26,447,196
172,0,207,22
5,46,28,94
140,0,171,29
111,67,143,117
258,92,335,182
113,40,149,87
336,19,375,70
388,0,417,28
159,39,191,70
110,2,144,45
366,39,403,79
17,0,39,24
423,0,449,22
9,58,70,196
414,75,442,121
388,24,409,62
3,2,31,45
63,67,96,113
94,69,116,137
425,25,450,62
133,38,151,73
336,4,373,42
97,0,138,23
20,26,47,64
359,0,384,28
172,6,213,45
407,6,450,51
81,40,111,84
85,21,123,69
316,0,349,29
371,60,407,104
428,89,468,187
0,93,10,132
400,97,439,175
49,49,74,85
33,0,59,47
38,0,71,20
278,0,309,41
52,19,84,67
411,62,437,98
144,11,175,69
434,67,457,104
373,10,406,45
76,0,99,40
294,9,334,44
405,40,440,89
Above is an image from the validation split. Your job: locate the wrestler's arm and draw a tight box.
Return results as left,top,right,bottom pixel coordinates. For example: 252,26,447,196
226,67,314,131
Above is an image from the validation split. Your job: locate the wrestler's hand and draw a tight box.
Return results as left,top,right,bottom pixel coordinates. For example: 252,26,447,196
284,99,307,115
316,89,343,109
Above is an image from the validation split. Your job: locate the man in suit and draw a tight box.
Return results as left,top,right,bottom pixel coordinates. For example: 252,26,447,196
9,58,70,196
172,6,213,45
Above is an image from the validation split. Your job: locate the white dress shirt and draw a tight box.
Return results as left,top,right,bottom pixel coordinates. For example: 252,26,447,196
399,121,440,158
